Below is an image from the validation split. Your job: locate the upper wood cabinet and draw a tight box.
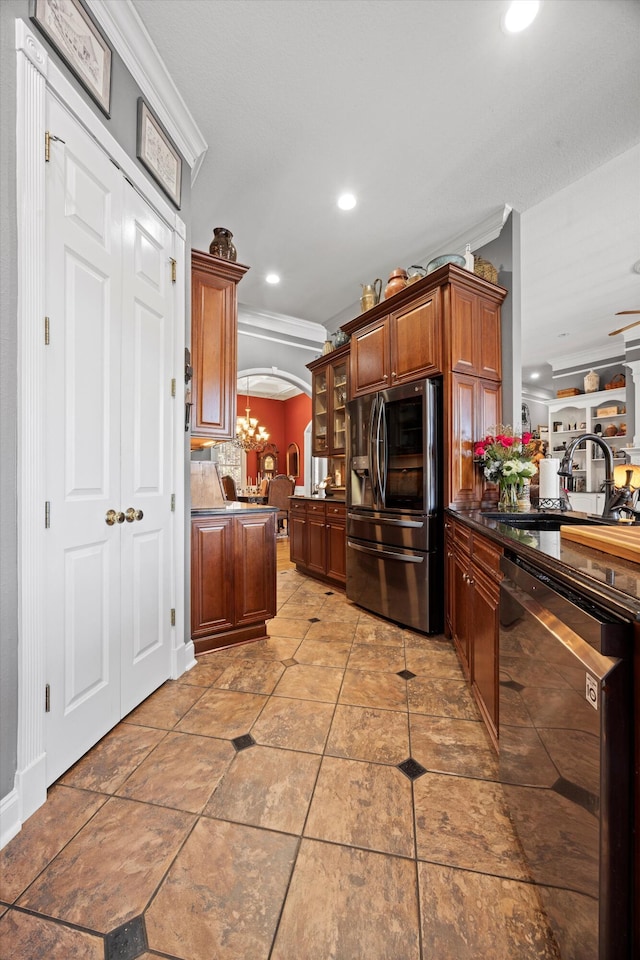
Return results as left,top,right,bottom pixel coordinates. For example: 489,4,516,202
350,288,442,397
308,343,349,456
448,282,501,380
447,372,501,509
191,250,249,439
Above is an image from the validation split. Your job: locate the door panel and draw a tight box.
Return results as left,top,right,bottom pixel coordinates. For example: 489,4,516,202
45,97,122,784
120,184,173,713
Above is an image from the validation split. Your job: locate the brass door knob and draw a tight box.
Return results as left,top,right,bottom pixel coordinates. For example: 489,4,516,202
106,509,125,526
125,507,144,522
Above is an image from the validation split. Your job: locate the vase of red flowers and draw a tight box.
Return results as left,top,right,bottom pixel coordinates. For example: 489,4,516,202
474,426,537,511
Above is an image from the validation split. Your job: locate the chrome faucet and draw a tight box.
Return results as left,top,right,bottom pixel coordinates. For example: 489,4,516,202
558,433,620,520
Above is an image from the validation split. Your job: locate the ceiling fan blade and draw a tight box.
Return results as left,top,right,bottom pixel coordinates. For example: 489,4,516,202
609,315,640,336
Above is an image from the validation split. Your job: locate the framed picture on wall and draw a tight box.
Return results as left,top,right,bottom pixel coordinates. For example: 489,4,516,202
136,99,182,208
30,0,112,116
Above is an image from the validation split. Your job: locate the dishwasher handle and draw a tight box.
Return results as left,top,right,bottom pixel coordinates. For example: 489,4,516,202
501,574,620,679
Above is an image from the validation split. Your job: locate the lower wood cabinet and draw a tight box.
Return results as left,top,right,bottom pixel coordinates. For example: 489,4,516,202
191,510,276,654
445,515,502,747
289,498,346,586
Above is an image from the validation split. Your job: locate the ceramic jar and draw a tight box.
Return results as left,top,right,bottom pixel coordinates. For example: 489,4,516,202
209,227,237,261
584,369,600,393
384,268,408,299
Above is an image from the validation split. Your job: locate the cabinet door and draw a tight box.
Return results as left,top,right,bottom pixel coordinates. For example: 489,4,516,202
191,517,234,638
451,545,471,678
331,358,348,454
234,514,276,625
444,524,455,639
470,563,499,744
289,502,308,565
449,285,501,381
191,252,248,439
325,504,346,584
389,288,442,384
306,503,327,577
312,367,329,455
350,317,390,397
448,373,477,508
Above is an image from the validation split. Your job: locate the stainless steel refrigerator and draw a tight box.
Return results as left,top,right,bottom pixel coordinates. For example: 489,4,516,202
346,377,442,633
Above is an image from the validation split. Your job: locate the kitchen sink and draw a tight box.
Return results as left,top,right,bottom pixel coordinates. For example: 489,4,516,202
481,511,614,531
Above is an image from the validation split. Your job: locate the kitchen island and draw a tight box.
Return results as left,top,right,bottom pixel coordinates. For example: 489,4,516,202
191,503,277,654
447,507,639,956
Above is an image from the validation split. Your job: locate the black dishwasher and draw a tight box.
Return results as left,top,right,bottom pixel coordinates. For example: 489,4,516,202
499,555,632,960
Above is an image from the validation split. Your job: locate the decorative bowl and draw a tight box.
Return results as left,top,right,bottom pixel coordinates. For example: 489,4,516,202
426,254,465,274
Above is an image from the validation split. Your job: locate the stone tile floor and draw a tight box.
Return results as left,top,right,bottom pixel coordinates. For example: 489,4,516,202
0,546,561,959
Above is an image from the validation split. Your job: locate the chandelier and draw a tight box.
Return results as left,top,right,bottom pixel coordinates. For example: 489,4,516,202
234,378,270,452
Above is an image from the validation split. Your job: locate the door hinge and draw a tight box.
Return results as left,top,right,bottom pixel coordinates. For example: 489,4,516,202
44,131,65,162
170,258,177,283
45,683,50,713
170,493,176,512
45,501,51,528
44,316,50,345
170,608,176,626
171,378,176,397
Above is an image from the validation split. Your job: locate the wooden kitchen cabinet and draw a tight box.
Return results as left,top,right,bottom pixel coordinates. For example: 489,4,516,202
289,497,346,586
191,510,276,653
448,282,501,381
191,250,249,439
446,516,502,747
308,344,349,457
349,288,442,398
447,372,501,510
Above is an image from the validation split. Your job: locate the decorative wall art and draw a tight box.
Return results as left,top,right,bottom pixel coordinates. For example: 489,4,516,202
136,99,182,208
31,0,112,116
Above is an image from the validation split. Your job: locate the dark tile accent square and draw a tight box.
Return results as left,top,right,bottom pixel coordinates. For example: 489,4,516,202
397,757,427,781
397,669,416,680
552,776,599,817
282,658,298,667
325,591,334,596
105,916,146,960
309,617,321,623
500,679,525,692
232,733,256,752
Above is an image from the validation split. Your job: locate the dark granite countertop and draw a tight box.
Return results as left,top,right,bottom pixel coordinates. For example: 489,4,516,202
448,507,640,623
191,502,278,516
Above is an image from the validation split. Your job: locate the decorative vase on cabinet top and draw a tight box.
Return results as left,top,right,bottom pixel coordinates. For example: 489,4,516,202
360,279,382,312
384,268,408,299
209,227,237,261
584,369,600,393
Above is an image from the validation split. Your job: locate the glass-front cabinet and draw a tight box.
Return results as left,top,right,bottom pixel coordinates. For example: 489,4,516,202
310,344,349,457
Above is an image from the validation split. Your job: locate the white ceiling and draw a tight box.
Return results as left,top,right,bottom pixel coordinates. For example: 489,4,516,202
131,0,640,390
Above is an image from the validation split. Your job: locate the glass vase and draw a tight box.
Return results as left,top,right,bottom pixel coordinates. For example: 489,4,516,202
498,481,518,512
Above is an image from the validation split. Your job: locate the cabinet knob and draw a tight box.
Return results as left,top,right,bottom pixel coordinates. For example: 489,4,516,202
105,509,124,526
125,507,144,522
467,576,475,585
391,371,396,378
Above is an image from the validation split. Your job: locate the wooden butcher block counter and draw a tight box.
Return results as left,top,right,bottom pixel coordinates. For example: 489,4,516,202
560,524,640,564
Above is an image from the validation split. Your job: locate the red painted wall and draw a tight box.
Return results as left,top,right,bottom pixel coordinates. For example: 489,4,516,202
237,393,311,483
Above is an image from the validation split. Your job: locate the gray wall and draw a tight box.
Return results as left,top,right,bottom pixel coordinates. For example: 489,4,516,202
0,2,192,805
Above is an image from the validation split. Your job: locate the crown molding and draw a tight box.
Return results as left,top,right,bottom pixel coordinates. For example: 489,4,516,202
550,343,624,376
87,0,207,181
238,304,327,345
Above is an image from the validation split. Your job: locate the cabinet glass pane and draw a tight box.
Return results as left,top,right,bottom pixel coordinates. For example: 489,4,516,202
314,370,328,452
332,360,347,452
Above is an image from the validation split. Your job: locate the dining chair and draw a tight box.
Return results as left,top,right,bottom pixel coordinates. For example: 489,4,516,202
221,474,237,501
267,474,295,533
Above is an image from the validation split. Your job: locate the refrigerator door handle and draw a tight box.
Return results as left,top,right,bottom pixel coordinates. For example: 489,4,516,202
347,540,425,563
369,394,382,509
348,512,425,528
379,400,387,504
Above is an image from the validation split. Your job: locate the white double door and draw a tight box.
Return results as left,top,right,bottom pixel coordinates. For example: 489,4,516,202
44,96,176,784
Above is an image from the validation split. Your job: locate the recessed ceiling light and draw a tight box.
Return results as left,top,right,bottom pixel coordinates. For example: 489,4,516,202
529,371,540,380
502,0,541,34
337,192,356,211
265,273,280,284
